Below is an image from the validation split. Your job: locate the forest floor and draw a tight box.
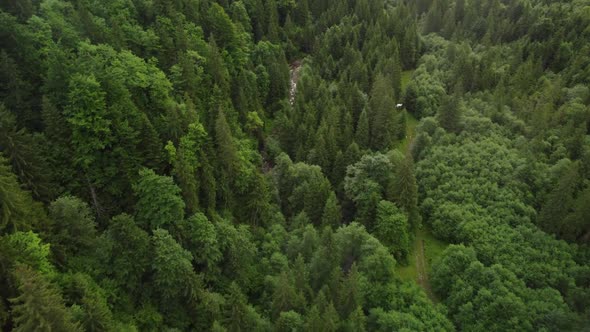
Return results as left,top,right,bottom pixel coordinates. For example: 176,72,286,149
395,69,448,302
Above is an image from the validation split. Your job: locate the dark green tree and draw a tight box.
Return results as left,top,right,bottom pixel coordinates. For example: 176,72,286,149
10,265,81,332
215,110,240,206
437,92,462,134
166,121,208,213
538,162,579,236
355,108,370,149
369,74,397,150
102,214,150,295
392,153,420,229
47,196,97,267
0,154,45,233
0,105,52,200
321,192,342,228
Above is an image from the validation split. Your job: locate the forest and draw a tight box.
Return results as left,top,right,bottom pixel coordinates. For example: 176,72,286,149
0,0,589,330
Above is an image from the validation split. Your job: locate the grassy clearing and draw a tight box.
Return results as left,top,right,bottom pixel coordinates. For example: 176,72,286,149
396,69,417,153
402,70,414,91
420,227,448,270
396,227,449,301
396,228,448,280
394,68,449,301
401,70,414,92
395,112,418,153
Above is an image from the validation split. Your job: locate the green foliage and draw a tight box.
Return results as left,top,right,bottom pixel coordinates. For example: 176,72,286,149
166,121,209,213
355,108,370,149
0,154,42,233
133,168,185,230
1,0,589,329
101,214,150,295
151,228,196,300
10,265,81,332
437,93,463,134
321,192,342,228
175,213,222,271
274,310,303,331
369,74,398,150
344,153,395,229
64,74,111,170
215,110,240,206
48,196,97,267
274,153,334,226
0,105,52,200
432,245,577,331
392,153,420,229
223,282,268,331
1,231,55,278
59,272,115,332
375,201,410,262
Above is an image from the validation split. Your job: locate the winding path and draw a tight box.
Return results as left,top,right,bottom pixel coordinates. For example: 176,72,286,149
415,239,434,299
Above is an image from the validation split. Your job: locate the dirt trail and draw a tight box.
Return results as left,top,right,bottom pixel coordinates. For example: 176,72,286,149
289,60,302,105
415,239,434,299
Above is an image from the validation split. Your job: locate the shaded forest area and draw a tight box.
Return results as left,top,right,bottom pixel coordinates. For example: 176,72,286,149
1,0,590,330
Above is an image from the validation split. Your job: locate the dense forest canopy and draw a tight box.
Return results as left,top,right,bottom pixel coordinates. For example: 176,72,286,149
0,0,589,330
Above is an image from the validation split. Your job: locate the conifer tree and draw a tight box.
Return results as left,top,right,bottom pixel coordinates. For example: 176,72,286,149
538,163,579,235
392,153,420,229
152,229,196,300
207,3,238,50
0,105,51,201
48,196,97,266
103,214,150,295
271,270,300,319
215,110,240,207
562,188,590,243
275,311,304,331
322,192,342,228
207,38,230,95
223,282,256,331
437,92,462,134
305,305,323,332
265,0,280,43
10,265,81,332
391,42,403,100
338,263,363,317
167,121,208,213
138,113,164,172
355,108,370,149
345,306,367,332
369,74,396,150
322,302,340,332
0,154,44,233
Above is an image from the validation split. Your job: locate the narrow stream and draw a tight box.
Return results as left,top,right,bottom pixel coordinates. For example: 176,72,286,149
289,60,302,105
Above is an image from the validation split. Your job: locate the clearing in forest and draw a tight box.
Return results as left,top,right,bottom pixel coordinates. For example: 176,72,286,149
395,69,448,301
396,228,448,301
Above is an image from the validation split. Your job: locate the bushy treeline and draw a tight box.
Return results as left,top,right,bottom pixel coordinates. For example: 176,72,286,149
408,1,590,329
0,0,589,330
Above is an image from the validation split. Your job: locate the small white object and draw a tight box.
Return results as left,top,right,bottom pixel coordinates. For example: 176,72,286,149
396,103,403,108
